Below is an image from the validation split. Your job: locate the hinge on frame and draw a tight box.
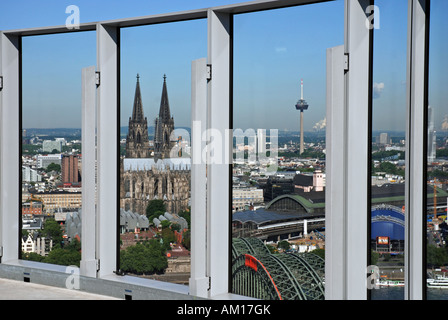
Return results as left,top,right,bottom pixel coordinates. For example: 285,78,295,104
206,64,212,81
96,259,100,272
208,277,211,291
0,76,3,90
0,246,3,257
95,72,101,86
344,53,349,73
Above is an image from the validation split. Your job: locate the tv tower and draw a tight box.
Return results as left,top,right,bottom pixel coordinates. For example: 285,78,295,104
295,79,309,154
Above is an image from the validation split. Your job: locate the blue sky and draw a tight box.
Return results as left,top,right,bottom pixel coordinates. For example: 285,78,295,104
371,0,409,133
2,0,447,133
120,20,207,129
233,1,344,131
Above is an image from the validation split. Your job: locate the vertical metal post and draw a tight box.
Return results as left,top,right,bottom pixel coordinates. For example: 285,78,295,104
345,0,372,300
325,45,346,300
96,24,119,277
80,66,98,277
0,32,20,263
189,57,209,298
207,9,232,298
405,0,428,300
326,0,372,299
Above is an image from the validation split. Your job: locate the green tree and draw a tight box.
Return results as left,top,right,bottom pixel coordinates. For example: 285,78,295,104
44,238,82,267
436,148,448,158
427,244,448,268
22,251,46,263
378,162,398,175
160,219,171,229
310,248,325,260
171,223,181,233
370,250,380,266
277,240,290,251
42,218,63,247
146,200,166,221
120,239,168,275
45,247,81,267
161,227,176,247
46,163,61,173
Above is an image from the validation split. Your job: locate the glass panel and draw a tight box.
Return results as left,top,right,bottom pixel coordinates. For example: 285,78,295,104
118,20,206,284
426,0,448,300
369,0,408,300
231,1,344,300
21,32,96,266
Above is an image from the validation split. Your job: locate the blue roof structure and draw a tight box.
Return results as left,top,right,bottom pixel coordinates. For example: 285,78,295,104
371,205,405,241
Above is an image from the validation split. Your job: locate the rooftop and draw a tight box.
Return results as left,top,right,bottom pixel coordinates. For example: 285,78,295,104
0,277,121,300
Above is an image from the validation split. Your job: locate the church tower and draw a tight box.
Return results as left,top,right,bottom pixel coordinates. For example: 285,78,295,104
154,74,175,161
126,74,151,158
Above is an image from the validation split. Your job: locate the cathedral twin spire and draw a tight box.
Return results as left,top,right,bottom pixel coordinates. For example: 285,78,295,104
125,74,174,160
131,74,144,122
154,74,175,160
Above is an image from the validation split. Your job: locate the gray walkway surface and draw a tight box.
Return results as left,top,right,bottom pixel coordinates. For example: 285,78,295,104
0,278,122,300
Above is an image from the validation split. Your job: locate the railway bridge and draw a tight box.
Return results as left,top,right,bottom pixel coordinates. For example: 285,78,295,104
232,237,325,300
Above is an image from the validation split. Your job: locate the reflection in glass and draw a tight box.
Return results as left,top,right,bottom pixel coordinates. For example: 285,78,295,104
118,20,205,284
20,32,96,266
426,0,448,300
231,1,343,300
369,0,407,300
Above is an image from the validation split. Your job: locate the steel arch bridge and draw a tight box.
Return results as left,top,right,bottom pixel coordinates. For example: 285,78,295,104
232,238,325,300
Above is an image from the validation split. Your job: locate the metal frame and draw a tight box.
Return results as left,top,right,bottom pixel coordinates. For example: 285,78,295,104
404,0,430,300
207,8,232,298
324,0,373,300
325,44,346,299
97,24,119,278
80,66,98,278
0,32,20,263
189,57,209,298
0,0,433,300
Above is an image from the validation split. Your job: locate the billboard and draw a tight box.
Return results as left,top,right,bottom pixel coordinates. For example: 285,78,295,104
376,236,390,245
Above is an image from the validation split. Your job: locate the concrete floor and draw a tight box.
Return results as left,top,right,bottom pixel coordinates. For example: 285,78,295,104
0,278,122,300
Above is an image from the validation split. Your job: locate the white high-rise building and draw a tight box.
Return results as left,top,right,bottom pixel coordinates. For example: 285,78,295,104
428,106,436,163
22,166,42,182
379,132,390,145
42,140,62,153
37,154,62,168
257,128,266,154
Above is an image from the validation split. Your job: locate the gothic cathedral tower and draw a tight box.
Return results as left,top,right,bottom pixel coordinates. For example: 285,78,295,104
154,74,175,161
125,74,151,158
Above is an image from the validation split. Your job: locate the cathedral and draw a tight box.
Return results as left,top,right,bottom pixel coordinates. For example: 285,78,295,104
125,74,151,158
120,74,191,215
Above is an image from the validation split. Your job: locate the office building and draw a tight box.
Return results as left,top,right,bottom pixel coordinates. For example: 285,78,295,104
61,154,79,184
37,154,62,169
42,140,62,153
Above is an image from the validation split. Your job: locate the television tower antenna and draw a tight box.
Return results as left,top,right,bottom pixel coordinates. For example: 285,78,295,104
295,79,309,155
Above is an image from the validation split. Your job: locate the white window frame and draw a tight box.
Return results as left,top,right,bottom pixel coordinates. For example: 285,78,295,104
0,0,430,300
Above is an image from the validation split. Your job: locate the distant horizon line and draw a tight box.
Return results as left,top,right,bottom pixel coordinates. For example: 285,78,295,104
23,127,407,132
